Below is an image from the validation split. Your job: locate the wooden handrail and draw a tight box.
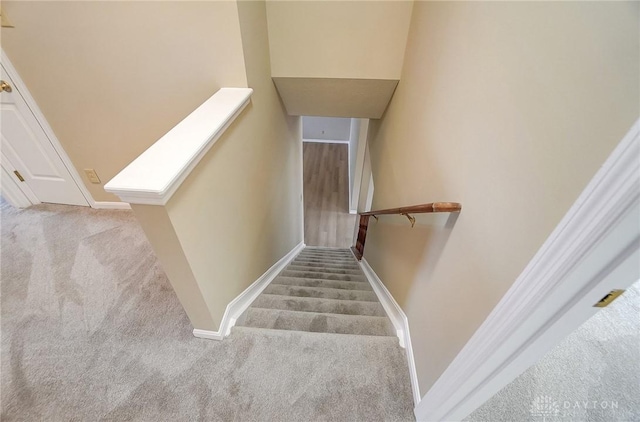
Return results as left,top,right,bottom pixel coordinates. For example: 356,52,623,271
352,202,462,260
359,202,462,216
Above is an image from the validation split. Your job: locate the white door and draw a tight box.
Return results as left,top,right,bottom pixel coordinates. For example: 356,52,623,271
0,65,88,206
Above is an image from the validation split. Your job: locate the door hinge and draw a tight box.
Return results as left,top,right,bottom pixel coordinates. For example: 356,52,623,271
593,289,625,308
13,170,25,182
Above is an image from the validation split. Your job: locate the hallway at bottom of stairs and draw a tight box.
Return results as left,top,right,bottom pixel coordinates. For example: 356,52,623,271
231,246,416,421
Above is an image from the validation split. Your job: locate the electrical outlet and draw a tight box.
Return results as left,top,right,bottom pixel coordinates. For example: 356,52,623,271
84,169,101,184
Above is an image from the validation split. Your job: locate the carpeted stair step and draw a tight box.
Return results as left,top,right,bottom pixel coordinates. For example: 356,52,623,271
281,269,366,282
286,264,363,275
250,294,386,316
239,308,396,336
291,259,360,270
272,276,373,291
299,249,352,255
304,247,352,254
293,258,357,267
298,250,353,258
242,246,397,339
263,284,378,302
296,255,354,263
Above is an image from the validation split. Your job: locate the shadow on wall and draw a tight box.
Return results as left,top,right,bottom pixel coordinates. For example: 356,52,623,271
365,212,459,307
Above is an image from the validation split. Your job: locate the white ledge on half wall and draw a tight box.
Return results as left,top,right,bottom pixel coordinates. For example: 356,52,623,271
104,88,253,205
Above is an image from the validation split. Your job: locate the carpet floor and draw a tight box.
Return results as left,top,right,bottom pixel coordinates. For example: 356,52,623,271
0,199,414,421
466,280,640,421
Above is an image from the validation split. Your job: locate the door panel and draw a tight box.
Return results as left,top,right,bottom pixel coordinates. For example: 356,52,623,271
0,65,88,206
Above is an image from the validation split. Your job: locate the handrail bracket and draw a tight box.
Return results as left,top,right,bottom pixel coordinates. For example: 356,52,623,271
402,213,416,228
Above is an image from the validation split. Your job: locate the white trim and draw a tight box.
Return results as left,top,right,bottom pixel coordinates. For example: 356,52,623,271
104,88,253,205
193,241,305,341
355,253,421,407
302,138,349,144
299,120,306,245
1,50,93,207
415,119,640,421
349,210,357,215
91,201,131,210
192,328,224,341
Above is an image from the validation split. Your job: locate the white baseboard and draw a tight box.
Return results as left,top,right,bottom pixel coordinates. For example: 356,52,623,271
91,201,131,210
357,255,421,407
349,209,357,215
302,138,349,144
192,241,305,341
192,328,224,341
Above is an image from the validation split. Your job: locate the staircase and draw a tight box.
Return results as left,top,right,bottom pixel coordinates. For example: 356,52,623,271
236,247,396,337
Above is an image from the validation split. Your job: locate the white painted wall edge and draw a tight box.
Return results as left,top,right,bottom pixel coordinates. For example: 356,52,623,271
302,138,349,144
193,241,306,341
104,88,253,206
1,49,93,208
353,250,421,407
415,119,640,421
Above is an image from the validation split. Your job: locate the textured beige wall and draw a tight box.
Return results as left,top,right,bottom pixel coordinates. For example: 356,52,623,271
266,0,413,80
1,1,247,202
364,1,639,395
165,0,303,329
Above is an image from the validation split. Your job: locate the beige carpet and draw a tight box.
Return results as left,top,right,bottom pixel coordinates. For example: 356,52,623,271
0,198,414,421
466,281,640,421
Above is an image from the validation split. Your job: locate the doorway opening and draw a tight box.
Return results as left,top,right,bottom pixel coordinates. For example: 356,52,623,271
302,116,372,248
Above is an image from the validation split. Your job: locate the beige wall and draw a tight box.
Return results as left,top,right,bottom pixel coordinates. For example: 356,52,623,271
266,0,413,80
130,204,216,330
364,1,639,395
266,0,413,118
1,1,247,202
164,0,303,329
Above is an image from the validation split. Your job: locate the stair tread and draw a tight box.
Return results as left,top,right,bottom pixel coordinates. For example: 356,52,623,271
231,325,400,342
293,257,358,264
298,251,353,257
251,294,385,316
287,265,363,275
272,276,373,291
239,308,395,337
264,284,378,302
281,270,365,282
293,259,357,266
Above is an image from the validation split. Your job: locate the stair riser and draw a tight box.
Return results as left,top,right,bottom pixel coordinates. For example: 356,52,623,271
281,270,365,282
251,294,386,317
240,308,395,337
287,265,363,276
272,277,372,291
264,285,378,302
